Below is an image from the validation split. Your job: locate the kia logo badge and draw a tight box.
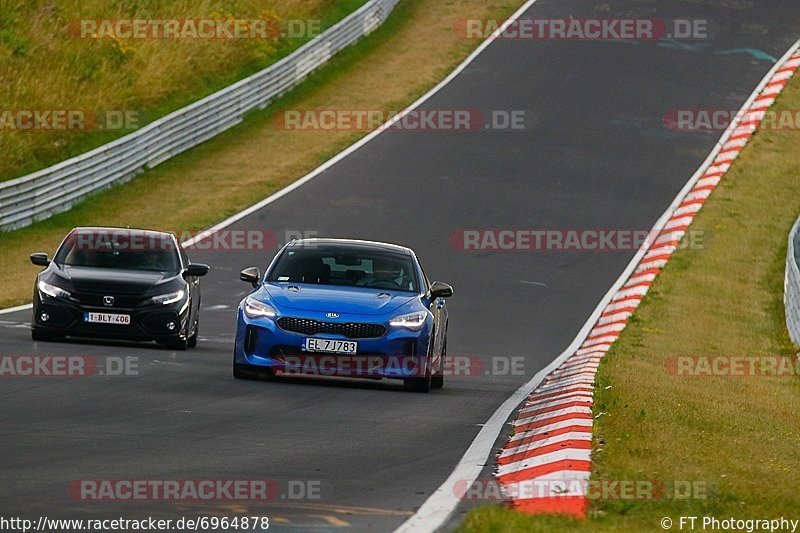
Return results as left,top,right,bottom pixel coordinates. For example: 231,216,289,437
325,312,340,319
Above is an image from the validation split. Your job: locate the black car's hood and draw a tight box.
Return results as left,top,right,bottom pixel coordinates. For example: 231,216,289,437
50,264,179,295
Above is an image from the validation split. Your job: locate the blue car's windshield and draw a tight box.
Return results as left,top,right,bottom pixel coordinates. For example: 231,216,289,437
267,247,418,292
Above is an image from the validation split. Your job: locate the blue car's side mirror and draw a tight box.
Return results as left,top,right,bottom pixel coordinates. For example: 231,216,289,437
430,281,453,298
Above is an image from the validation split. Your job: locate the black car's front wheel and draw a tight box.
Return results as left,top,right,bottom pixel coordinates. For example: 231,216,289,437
161,337,188,351
31,328,62,342
187,319,199,349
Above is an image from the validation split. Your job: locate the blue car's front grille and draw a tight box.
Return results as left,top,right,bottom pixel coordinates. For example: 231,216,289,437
277,317,387,339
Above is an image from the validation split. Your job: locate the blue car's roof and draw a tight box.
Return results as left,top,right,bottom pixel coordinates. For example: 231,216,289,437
286,238,414,256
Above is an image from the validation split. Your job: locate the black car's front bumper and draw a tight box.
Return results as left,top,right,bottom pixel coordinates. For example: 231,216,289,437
32,293,190,342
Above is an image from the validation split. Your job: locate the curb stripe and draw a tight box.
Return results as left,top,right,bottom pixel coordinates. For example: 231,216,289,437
498,440,593,466
500,432,593,458
498,459,592,484
508,425,593,448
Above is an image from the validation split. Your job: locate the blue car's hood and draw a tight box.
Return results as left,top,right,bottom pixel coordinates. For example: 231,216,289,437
263,283,417,316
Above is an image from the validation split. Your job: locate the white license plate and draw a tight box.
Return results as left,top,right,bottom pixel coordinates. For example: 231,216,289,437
304,338,357,354
84,312,131,325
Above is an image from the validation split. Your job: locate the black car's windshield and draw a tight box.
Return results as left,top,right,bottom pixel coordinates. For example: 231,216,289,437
267,246,419,292
55,231,181,272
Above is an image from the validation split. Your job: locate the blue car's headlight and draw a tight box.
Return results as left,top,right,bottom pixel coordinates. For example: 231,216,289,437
37,279,72,300
389,312,427,331
244,296,277,319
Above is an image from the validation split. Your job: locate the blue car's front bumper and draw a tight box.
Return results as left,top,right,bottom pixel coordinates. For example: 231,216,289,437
233,307,432,380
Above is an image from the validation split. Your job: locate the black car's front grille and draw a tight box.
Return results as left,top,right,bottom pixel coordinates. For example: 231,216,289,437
277,317,386,339
72,281,151,308
72,281,148,295
76,293,147,308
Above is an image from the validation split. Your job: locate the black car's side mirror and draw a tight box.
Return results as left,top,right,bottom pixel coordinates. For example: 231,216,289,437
430,281,454,298
184,263,210,278
240,267,261,288
30,253,50,267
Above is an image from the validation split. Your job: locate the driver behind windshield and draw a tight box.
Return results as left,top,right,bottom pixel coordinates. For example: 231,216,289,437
356,257,407,289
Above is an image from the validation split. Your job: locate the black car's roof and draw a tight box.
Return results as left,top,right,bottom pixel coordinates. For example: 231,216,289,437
287,238,413,256
70,227,175,239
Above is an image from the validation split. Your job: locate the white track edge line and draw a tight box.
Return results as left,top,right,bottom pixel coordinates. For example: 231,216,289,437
0,304,32,316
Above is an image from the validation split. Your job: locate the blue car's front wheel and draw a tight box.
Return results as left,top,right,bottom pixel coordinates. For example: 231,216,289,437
232,350,275,381
430,337,446,390
403,344,434,393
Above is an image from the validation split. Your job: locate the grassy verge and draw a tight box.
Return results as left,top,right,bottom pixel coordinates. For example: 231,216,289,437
461,73,800,530
0,0,367,182
0,0,519,308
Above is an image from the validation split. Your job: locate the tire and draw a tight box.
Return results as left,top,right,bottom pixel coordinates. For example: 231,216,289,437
31,329,61,342
404,357,432,393
233,363,260,380
187,320,198,349
163,337,188,351
431,337,446,390
233,351,274,380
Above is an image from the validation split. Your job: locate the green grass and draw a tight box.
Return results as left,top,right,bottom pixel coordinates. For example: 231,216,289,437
462,73,800,532
0,0,367,182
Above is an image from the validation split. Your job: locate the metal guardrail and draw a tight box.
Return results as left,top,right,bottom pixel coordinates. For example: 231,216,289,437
0,0,400,232
786,215,800,346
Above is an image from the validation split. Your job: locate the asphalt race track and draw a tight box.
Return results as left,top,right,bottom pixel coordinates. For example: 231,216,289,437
2,0,800,531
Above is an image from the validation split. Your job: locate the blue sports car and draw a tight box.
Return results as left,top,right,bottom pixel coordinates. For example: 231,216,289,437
233,239,453,392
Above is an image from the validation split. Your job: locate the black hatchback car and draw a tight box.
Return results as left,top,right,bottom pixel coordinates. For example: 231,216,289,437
30,227,209,350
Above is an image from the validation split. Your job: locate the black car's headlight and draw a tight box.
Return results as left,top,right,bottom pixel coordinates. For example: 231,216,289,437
244,296,277,319
37,279,72,300
145,290,185,306
389,312,427,331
